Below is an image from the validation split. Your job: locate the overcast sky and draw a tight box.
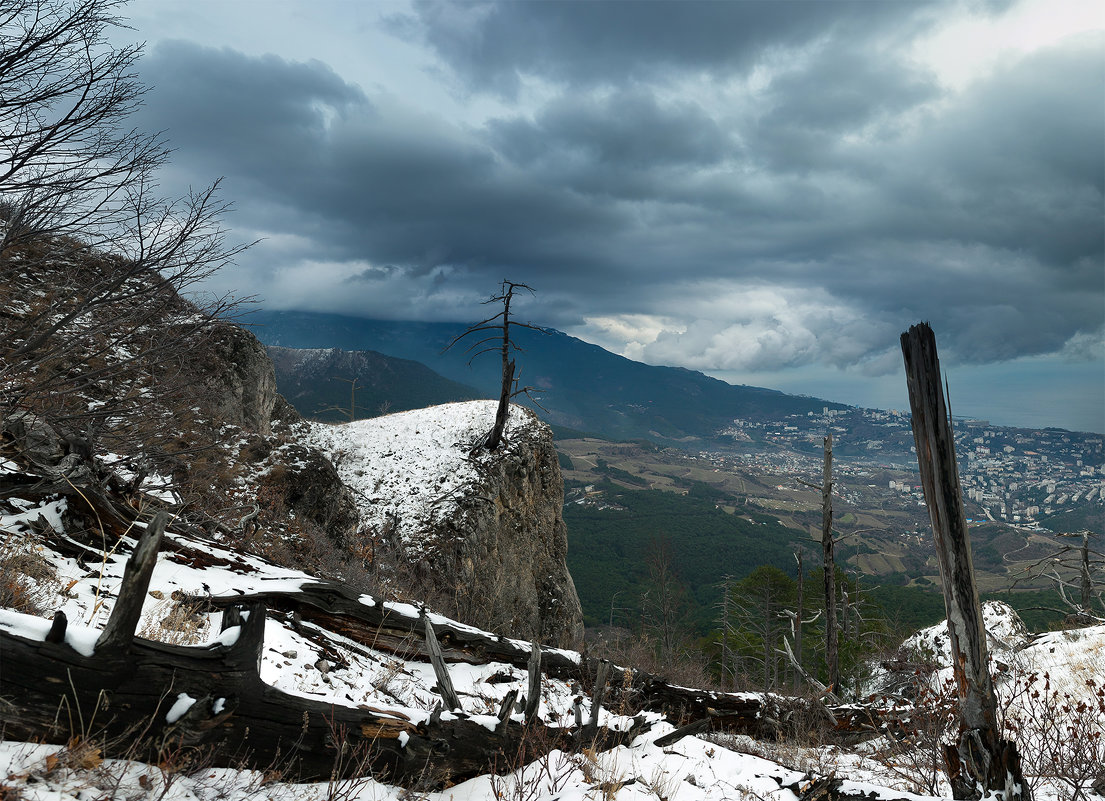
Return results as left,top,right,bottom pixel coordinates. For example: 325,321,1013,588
120,0,1104,433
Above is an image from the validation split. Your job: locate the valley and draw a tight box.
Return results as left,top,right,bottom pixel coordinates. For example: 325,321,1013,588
257,337,1104,636
557,430,1097,634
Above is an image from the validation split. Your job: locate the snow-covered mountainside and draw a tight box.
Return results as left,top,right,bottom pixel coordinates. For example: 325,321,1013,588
301,401,584,647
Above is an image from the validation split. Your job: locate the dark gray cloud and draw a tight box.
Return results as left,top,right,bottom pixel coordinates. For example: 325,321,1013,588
393,0,934,97
138,42,625,280
489,91,732,172
131,3,1103,432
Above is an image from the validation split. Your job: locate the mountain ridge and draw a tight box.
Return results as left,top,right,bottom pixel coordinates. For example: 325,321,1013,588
267,344,482,422
247,309,848,442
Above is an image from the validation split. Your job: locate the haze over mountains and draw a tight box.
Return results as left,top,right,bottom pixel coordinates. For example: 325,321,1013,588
250,309,848,442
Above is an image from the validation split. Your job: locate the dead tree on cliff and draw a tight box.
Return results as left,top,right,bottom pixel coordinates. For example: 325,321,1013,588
901,322,1028,801
443,280,544,451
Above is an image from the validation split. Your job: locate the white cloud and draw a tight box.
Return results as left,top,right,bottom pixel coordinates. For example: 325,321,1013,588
590,283,901,373
911,0,1105,91
574,314,681,361
1059,327,1105,362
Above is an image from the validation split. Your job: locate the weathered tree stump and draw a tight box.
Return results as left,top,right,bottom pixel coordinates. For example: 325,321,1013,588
901,322,1028,801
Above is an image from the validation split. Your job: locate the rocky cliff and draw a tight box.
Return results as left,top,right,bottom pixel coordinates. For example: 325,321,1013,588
446,409,585,647
304,401,585,648
192,325,361,556
205,325,280,435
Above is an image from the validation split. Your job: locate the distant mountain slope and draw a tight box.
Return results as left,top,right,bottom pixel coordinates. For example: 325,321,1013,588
267,345,480,422
249,310,846,441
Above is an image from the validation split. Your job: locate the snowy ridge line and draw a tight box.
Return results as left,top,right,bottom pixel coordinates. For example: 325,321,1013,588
301,400,537,552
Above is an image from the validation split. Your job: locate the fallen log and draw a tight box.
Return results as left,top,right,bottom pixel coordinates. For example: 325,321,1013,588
632,678,924,742
0,519,645,788
785,773,924,801
181,582,586,678
188,584,927,743
0,605,602,787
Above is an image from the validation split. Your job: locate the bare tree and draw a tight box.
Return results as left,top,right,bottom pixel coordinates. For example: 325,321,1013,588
323,376,361,423
779,550,823,692
797,434,840,692
1013,529,1104,623
715,575,735,689
0,0,249,463
443,280,543,451
0,0,155,248
641,537,692,666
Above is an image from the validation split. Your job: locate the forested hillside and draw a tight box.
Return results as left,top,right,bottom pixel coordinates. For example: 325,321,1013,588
267,345,480,422
565,480,800,631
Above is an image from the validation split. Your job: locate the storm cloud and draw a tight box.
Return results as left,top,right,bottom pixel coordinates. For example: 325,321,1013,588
126,0,1103,431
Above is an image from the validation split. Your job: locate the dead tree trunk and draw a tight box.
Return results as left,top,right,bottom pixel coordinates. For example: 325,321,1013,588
821,433,840,694
901,322,1028,801
794,552,804,692
1080,530,1093,615
718,576,733,690
489,356,515,451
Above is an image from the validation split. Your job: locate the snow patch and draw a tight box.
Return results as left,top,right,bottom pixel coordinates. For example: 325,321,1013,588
166,693,197,724
302,401,538,553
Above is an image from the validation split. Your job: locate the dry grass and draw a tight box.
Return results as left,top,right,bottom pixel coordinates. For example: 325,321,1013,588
137,596,211,646
0,533,60,615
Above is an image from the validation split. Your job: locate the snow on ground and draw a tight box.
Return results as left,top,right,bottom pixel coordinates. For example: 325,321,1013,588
3,418,1101,801
0,500,313,637
0,723,950,801
881,600,1105,800
901,599,1104,705
903,600,1030,666
301,400,535,553
0,452,954,801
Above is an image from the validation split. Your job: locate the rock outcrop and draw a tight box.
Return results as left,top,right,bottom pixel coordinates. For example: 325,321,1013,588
190,326,360,550
904,600,1030,666
305,401,585,648
204,324,279,435
1,250,581,646
446,411,584,648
